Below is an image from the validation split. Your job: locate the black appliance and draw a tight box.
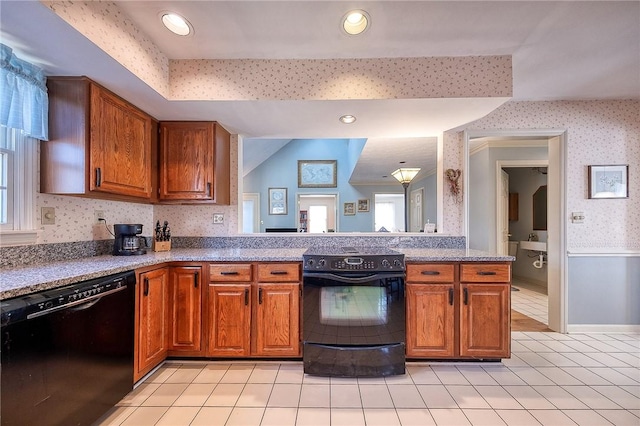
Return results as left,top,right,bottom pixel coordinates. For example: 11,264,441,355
113,223,147,256
1,271,136,426
302,247,406,377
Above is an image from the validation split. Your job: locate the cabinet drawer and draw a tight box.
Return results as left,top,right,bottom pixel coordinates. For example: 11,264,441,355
209,264,253,282
406,263,455,283
257,263,300,282
460,263,510,283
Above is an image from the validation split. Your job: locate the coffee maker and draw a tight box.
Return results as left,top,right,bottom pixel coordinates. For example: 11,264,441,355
113,224,147,256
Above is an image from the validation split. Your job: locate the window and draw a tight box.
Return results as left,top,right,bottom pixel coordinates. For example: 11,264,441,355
0,126,38,245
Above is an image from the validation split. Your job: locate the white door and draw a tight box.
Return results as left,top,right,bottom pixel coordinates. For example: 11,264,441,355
497,170,509,255
242,193,260,233
410,188,423,232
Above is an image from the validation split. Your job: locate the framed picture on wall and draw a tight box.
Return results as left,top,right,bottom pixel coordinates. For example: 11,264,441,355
588,165,629,199
298,160,337,188
357,199,370,212
268,187,288,214
344,202,356,216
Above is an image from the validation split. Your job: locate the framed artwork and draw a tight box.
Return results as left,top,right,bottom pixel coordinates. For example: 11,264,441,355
588,165,629,199
298,160,337,188
268,187,288,214
343,202,356,216
357,199,370,212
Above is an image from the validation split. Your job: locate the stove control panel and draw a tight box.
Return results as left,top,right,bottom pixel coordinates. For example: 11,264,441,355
303,255,405,272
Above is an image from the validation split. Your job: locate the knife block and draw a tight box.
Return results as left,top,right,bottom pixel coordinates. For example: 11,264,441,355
153,240,171,252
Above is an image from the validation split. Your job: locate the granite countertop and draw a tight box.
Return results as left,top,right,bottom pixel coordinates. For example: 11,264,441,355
0,248,512,300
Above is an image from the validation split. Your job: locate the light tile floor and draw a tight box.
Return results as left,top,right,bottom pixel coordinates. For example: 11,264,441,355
512,278,549,325
98,332,639,426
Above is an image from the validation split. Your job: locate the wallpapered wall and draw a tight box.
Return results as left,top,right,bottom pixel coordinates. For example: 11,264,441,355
33,100,638,250
443,100,639,251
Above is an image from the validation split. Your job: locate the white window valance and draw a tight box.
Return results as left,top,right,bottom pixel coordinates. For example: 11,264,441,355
0,43,48,140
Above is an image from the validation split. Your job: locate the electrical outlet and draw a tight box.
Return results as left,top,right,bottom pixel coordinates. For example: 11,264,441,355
213,213,224,224
41,207,55,225
94,210,106,224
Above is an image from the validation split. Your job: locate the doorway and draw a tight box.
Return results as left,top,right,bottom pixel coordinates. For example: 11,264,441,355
464,130,567,333
297,194,337,233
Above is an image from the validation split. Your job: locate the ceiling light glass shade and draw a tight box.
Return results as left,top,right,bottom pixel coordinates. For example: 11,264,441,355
339,114,356,124
392,168,421,184
342,10,370,35
161,13,192,36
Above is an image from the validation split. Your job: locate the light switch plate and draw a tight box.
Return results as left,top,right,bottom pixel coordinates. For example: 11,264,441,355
213,213,224,224
42,207,56,225
571,211,585,223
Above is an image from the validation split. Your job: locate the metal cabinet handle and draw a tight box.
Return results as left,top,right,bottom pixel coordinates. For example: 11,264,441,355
95,168,102,187
207,182,212,197
220,271,239,276
144,277,149,296
258,287,263,304
194,272,199,288
477,271,497,276
463,287,469,305
270,271,288,275
421,270,441,276
244,288,249,306
448,287,454,305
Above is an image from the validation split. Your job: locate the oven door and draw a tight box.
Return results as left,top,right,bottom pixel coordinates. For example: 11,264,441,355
302,271,405,377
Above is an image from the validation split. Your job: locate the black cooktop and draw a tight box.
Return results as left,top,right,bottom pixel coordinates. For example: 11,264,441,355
303,247,405,272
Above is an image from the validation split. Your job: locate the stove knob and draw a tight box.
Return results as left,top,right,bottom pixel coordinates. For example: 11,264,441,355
393,259,402,268
307,259,315,267
318,258,326,267
381,259,390,268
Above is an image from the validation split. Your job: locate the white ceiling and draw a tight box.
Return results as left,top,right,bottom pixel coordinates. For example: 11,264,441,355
1,1,638,183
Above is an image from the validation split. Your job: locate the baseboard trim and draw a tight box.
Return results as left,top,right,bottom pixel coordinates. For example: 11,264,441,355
567,324,640,333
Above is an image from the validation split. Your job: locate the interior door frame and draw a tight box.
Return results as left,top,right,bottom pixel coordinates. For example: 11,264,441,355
464,129,567,333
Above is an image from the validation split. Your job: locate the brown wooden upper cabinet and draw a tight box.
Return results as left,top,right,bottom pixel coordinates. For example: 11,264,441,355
158,121,230,204
42,77,154,201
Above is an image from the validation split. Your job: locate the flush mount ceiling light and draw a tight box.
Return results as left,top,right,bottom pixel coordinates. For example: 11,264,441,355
339,114,357,124
161,12,193,36
342,10,370,35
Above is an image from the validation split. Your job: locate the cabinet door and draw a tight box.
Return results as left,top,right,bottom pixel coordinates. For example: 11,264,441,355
459,283,510,358
254,283,300,356
406,284,455,358
90,85,152,198
169,267,202,352
136,268,169,380
207,284,251,356
159,122,214,201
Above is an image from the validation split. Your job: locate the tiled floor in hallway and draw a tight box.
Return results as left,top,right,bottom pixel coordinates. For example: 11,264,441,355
98,332,639,426
512,278,549,325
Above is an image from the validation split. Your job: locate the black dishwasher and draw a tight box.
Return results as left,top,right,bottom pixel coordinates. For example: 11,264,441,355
1,271,136,426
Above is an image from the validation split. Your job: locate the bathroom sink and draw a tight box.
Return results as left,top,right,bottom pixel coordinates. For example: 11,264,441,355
520,241,547,252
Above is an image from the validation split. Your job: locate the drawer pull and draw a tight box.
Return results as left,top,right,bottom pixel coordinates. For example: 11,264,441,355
270,271,288,275
477,271,497,276
244,288,249,306
220,271,239,276
448,287,454,305
421,270,441,276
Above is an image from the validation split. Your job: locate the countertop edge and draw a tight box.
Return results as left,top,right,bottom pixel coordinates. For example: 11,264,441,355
1,248,513,300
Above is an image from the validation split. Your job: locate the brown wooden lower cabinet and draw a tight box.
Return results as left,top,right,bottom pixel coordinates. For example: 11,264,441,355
168,265,203,355
207,262,301,358
406,262,511,360
135,266,169,382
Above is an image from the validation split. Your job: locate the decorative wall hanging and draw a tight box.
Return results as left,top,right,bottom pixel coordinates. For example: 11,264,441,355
445,168,462,202
298,160,337,188
588,165,628,199
268,187,288,214
357,199,370,212
343,202,356,216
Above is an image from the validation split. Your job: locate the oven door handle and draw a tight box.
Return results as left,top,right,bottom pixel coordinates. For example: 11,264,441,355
303,272,405,284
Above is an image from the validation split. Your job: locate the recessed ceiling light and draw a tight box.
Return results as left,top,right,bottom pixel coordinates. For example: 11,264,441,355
339,114,356,124
161,12,192,36
342,10,370,35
